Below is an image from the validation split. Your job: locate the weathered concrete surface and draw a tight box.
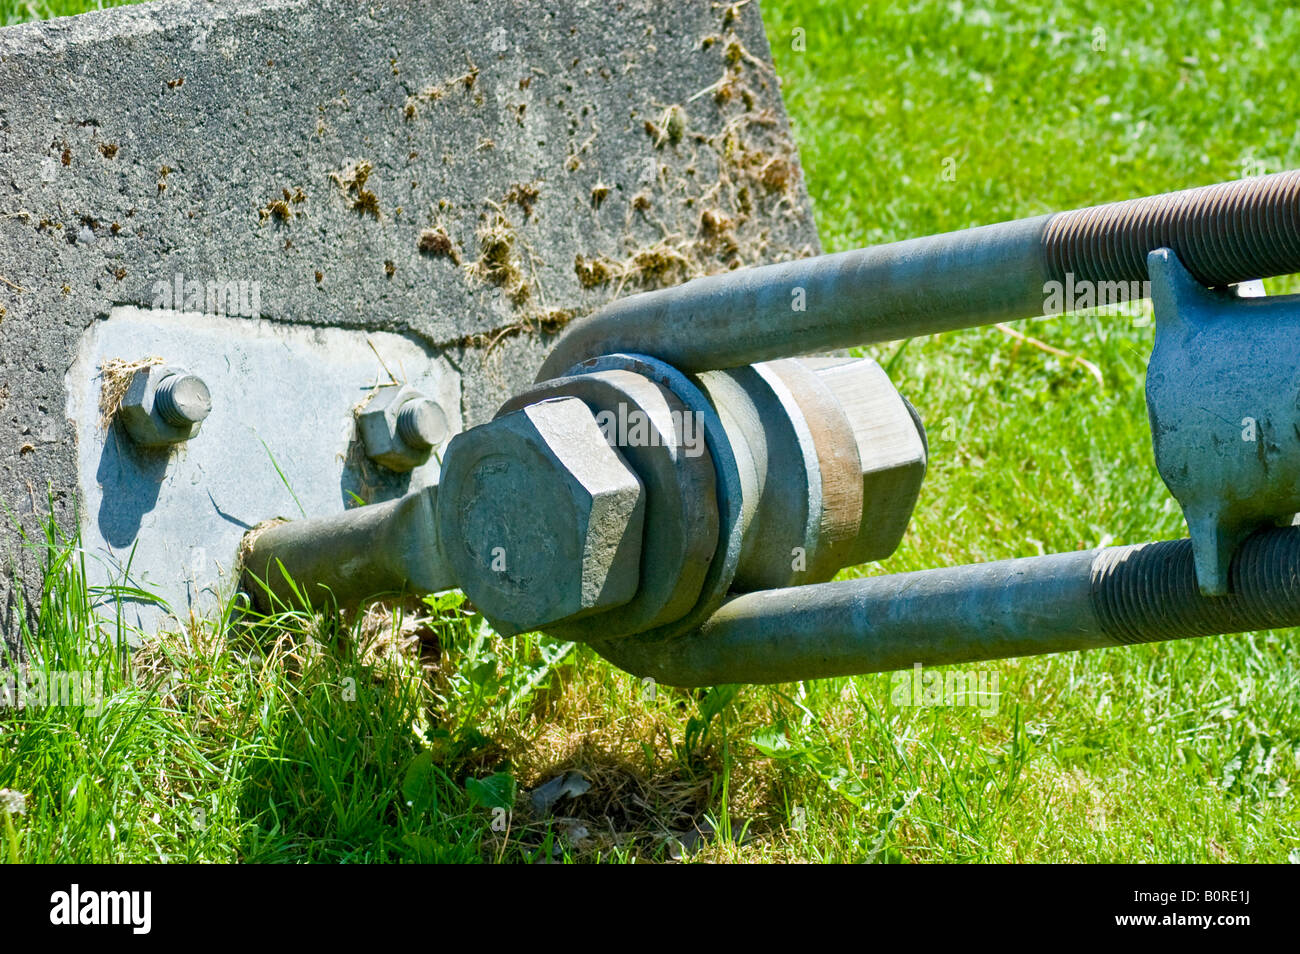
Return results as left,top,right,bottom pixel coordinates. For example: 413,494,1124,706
0,0,819,649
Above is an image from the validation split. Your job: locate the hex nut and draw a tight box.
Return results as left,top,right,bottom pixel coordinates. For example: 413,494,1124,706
357,383,448,472
119,365,210,447
494,368,719,641
810,357,928,566
437,396,646,635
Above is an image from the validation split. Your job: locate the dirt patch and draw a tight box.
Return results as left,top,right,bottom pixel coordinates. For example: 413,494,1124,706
499,745,714,862
417,226,460,263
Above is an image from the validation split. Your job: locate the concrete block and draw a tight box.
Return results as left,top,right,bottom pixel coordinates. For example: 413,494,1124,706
0,0,819,645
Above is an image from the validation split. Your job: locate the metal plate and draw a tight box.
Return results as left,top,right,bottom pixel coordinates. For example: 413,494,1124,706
65,305,460,635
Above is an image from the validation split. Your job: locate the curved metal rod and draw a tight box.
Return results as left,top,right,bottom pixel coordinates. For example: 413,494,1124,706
591,527,1300,687
539,170,1300,378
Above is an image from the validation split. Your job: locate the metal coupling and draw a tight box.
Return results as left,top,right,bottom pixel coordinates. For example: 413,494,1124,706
239,352,924,646
1145,247,1300,595
492,351,927,642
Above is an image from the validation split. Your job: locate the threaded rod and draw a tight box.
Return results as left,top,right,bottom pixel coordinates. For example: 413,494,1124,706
540,171,1300,377
592,526,1300,687
1091,528,1300,644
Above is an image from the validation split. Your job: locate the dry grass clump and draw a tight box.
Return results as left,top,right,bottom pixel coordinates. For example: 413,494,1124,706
645,104,688,148
573,253,618,288
504,182,541,219
258,187,306,224
97,356,162,429
628,241,694,288
403,59,480,119
467,213,530,305
329,160,381,218
235,517,290,584
478,653,797,863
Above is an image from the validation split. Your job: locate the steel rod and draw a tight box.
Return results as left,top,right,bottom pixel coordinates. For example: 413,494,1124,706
539,170,1300,378
241,486,452,612
591,527,1300,686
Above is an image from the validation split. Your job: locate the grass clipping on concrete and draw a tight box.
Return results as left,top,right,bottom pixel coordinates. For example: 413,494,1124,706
97,356,162,430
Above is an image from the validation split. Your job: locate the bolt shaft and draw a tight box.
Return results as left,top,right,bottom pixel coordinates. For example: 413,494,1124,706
154,373,211,427
241,487,453,612
396,399,444,451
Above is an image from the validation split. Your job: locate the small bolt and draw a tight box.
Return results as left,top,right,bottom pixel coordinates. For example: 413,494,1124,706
119,365,210,447
154,372,212,427
396,398,447,451
356,384,447,471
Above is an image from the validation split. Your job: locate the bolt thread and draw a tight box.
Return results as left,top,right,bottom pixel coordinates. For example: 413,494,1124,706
1091,526,1300,645
154,375,201,427
1042,169,1300,287
396,401,434,450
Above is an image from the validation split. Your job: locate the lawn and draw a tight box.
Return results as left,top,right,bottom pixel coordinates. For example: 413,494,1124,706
2,0,1298,863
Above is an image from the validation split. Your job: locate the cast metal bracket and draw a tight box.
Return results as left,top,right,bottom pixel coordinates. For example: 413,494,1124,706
1146,247,1300,596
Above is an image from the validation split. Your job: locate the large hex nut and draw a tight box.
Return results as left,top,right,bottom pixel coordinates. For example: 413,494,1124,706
800,356,928,567
437,396,646,635
496,368,719,641
356,383,448,472
119,365,211,447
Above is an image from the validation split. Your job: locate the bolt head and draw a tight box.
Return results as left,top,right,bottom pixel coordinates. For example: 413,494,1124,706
438,396,645,635
357,384,445,472
119,364,205,447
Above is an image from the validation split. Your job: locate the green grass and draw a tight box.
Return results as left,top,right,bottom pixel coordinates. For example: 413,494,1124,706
0,0,131,23
3,0,1300,863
